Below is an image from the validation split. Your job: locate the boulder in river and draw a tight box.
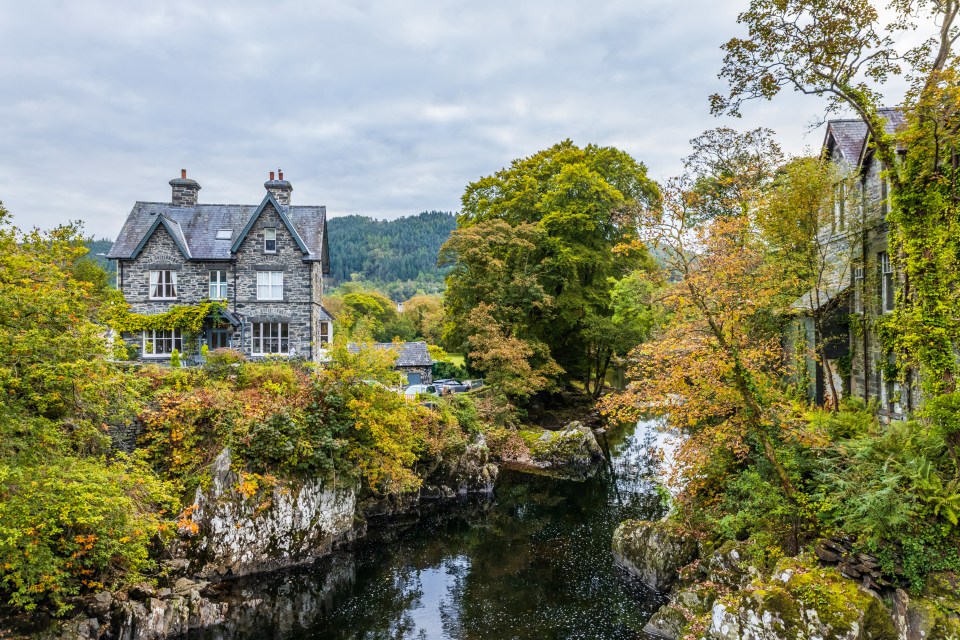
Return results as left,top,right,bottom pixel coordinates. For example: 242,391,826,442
611,519,697,592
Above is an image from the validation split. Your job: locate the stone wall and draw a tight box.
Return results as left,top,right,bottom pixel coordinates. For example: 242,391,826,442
117,202,323,361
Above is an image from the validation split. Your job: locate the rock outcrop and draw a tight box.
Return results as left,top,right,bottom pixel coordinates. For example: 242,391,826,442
187,448,357,580
611,519,697,592
631,539,960,640
502,422,605,480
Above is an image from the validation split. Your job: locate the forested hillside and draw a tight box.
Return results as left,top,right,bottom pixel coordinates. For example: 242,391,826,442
327,211,456,293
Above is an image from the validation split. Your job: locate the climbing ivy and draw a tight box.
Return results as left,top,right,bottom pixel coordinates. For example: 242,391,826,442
106,300,227,335
883,69,960,396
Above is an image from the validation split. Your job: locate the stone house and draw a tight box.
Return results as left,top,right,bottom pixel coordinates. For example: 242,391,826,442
107,170,334,362
787,109,913,419
347,341,434,385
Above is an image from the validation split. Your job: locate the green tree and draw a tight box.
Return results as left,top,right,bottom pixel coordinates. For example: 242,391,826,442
443,141,660,397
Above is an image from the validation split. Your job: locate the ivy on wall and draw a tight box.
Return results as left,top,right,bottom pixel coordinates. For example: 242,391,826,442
105,300,228,336
882,70,960,397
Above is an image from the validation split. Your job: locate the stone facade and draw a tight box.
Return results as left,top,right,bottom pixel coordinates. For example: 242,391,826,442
790,111,915,419
111,173,331,362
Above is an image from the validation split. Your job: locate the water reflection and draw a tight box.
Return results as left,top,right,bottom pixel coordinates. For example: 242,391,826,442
191,419,669,640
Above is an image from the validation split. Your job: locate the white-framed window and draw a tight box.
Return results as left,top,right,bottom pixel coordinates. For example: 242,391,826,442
252,322,289,355
319,321,332,345
880,252,894,313
257,271,283,300
853,265,864,314
833,183,845,231
142,329,183,357
264,228,277,253
149,270,177,299
209,270,228,300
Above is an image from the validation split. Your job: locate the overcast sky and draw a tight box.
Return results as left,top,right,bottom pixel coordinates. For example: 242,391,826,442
0,1,909,239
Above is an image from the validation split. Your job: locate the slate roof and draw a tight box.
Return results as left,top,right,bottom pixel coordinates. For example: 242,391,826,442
824,108,905,165
347,341,434,367
107,193,327,263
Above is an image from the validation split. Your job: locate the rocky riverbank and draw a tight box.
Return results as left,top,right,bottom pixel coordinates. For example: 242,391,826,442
612,519,960,640
11,421,606,640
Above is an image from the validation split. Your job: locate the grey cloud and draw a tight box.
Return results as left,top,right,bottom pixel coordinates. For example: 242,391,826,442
0,0,904,238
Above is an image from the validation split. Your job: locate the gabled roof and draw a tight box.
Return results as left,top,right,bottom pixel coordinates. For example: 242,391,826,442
130,215,192,260
231,192,309,255
347,341,434,367
108,194,327,267
823,108,905,167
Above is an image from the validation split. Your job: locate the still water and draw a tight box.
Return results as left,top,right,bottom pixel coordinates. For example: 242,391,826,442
193,419,670,640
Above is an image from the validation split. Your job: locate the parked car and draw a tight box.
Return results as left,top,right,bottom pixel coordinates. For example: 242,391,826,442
403,384,439,400
434,379,470,393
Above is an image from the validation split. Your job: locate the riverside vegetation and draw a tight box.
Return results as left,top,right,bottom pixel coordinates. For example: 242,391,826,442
4,1,960,635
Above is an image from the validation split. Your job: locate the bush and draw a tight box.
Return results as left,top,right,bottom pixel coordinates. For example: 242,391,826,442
0,452,177,614
202,348,245,380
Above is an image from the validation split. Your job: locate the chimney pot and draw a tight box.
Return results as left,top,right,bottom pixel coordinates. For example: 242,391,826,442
170,171,200,207
264,170,292,206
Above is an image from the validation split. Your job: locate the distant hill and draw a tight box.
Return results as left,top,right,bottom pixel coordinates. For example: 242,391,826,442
85,239,116,273
83,212,458,299
327,211,457,292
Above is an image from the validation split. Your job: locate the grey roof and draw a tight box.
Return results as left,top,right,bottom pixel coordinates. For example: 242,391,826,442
108,192,327,264
824,108,905,165
317,305,335,322
347,341,434,367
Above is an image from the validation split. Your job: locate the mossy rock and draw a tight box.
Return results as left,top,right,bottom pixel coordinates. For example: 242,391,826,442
700,556,897,639
612,519,697,592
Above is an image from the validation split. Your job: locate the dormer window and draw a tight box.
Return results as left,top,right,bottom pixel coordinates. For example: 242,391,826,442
264,228,277,253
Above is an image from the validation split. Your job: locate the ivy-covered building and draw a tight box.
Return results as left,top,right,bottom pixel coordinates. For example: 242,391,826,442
787,109,914,419
107,170,334,362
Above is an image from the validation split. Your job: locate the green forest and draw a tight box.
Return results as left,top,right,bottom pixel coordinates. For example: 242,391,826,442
326,211,456,296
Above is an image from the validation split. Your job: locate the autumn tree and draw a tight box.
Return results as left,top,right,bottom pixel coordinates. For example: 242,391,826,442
712,0,960,396
759,156,863,408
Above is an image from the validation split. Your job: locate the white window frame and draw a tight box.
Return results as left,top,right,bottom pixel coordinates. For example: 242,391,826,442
264,228,277,253
853,265,864,314
833,183,845,231
256,271,283,300
880,252,894,313
319,320,332,345
142,329,183,358
251,322,289,355
209,270,228,300
149,270,177,300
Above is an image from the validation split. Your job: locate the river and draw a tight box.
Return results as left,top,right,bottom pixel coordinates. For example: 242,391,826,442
190,418,670,639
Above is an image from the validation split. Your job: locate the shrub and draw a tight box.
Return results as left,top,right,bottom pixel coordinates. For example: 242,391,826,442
202,348,245,380
0,451,177,614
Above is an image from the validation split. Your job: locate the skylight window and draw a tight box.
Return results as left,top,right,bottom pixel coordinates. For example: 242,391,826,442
216,229,232,240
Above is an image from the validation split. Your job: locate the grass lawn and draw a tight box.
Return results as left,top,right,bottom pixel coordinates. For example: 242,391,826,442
447,353,465,367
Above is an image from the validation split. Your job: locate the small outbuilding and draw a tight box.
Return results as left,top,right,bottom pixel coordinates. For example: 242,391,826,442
347,341,434,385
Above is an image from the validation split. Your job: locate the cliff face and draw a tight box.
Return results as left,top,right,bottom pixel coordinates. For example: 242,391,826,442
188,449,358,580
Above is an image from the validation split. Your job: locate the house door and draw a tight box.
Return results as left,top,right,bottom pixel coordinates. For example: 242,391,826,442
207,330,231,351
407,372,421,385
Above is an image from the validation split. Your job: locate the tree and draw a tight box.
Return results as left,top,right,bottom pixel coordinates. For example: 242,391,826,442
606,180,796,492
759,156,862,408
711,0,960,396
444,140,660,397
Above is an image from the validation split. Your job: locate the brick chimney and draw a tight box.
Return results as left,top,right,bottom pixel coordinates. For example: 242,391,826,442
264,169,292,206
169,169,200,207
